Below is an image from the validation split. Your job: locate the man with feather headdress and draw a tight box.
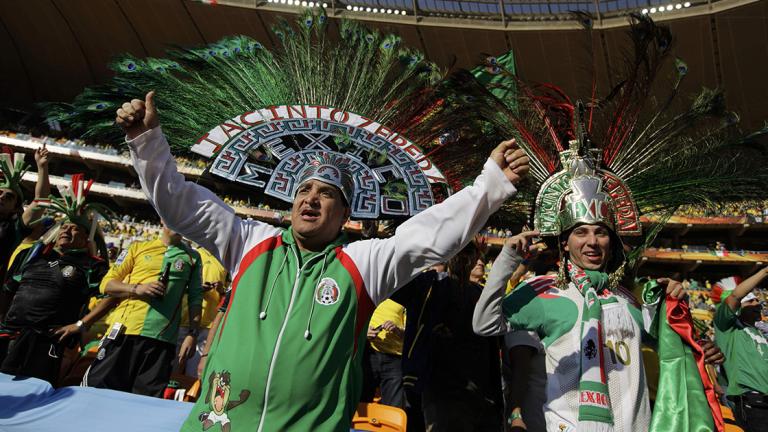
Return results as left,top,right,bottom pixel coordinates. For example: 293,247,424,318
0,174,112,385
466,13,766,432
114,87,528,430
0,146,50,286
46,12,532,429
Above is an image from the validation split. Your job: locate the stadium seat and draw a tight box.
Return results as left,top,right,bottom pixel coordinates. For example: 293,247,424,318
720,404,745,432
352,403,407,432
165,373,201,402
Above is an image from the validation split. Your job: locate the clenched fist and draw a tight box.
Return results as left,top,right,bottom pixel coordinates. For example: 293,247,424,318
490,139,530,185
116,91,159,140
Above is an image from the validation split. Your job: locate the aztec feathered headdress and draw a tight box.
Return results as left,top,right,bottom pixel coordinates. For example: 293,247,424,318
35,173,115,244
0,148,28,202
454,14,768,256
45,9,483,220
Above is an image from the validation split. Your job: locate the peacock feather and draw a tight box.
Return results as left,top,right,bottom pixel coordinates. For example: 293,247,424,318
44,9,504,219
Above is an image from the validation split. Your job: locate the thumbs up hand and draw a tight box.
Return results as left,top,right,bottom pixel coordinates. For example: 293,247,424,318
116,91,159,140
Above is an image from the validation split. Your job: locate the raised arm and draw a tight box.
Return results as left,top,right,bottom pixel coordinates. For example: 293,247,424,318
472,231,537,336
117,91,280,271
21,145,50,226
345,140,529,304
724,266,768,312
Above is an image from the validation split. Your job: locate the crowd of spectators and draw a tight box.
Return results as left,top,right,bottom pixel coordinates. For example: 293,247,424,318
4,130,768,224
2,132,768,432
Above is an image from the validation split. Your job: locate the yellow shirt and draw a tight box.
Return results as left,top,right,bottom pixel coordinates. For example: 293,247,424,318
368,299,406,355
7,241,34,270
179,247,228,329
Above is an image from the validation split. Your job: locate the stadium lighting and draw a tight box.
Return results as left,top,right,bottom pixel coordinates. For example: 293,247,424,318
401,10,407,15
666,4,674,11
308,2,314,7
386,9,392,13
365,7,371,11
641,8,648,14
346,4,352,9
322,2,327,6
301,1,307,6
684,1,691,6
650,7,657,13
373,8,378,12
675,3,682,8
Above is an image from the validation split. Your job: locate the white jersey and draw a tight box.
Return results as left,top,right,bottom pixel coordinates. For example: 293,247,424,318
518,280,651,432
472,244,654,432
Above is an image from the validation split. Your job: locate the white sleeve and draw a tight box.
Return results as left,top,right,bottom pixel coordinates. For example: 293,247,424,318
344,158,518,305
127,127,281,273
472,243,521,336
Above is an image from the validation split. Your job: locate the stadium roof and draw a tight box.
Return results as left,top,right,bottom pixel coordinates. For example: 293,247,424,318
1,0,767,131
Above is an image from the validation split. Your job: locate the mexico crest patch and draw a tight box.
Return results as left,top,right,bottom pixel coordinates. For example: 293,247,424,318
61,265,75,278
314,277,340,306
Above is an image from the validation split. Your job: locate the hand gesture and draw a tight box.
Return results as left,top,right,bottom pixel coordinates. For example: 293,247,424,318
657,278,686,300
134,281,165,298
380,320,403,337
505,229,540,256
490,139,530,185
116,91,159,140
367,325,382,340
34,144,50,169
52,322,82,343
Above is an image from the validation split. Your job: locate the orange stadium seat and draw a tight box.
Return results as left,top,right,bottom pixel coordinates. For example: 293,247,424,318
721,404,745,432
352,403,407,432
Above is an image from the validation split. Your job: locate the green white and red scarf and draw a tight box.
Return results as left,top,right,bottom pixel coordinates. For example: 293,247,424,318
569,263,616,431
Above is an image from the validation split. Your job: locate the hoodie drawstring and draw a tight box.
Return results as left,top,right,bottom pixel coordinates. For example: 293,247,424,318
304,253,329,341
259,252,290,320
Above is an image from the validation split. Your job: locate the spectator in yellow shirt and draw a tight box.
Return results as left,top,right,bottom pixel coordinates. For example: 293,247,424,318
361,299,406,408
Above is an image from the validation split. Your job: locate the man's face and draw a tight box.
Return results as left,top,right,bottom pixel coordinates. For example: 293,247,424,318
56,223,88,250
290,179,349,249
740,299,762,324
564,224,612,271
0,188,19,216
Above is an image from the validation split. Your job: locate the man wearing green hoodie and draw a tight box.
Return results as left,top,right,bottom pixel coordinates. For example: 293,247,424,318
115,91,530,431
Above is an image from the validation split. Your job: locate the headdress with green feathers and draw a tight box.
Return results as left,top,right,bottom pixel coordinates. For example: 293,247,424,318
455,14,768,264
45,9,481,220
0,148,28,204
35,173,115,246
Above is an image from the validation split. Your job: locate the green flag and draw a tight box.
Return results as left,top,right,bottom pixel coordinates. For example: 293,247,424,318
644,282,724,432
471,51,517,106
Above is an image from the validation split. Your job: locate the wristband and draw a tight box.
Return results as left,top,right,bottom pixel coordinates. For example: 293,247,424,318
508,411,523,422
131,284,138,296
75,319,84,330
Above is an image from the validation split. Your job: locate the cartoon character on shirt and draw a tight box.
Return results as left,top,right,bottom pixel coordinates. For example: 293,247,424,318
199,371,250,432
